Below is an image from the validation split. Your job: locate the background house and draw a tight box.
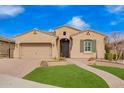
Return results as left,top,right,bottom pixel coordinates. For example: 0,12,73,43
0,36,15,58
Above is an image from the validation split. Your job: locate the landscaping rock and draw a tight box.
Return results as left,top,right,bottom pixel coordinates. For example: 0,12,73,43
40,61,48,67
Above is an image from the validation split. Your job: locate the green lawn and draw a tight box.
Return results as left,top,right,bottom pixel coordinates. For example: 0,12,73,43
23,64,108,88
91,65,124,80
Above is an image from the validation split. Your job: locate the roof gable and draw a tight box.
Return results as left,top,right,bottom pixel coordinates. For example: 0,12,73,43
14,29,56,43
14,29,56,38
71,30,106,37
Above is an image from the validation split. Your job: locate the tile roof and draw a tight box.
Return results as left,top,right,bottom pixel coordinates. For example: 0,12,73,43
14,26,106,38
14,29,56,38
0,36,15,43
71,30,106,37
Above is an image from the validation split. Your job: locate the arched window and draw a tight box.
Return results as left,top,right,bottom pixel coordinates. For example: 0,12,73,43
63,32,66,36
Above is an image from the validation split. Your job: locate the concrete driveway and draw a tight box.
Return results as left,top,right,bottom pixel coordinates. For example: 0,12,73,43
0,58,41,78
0,74,57,88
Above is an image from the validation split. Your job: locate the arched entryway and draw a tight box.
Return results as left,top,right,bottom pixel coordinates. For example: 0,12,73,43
60,38,70,58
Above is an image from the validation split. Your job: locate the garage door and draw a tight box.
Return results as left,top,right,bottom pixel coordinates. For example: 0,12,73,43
20,43,52,59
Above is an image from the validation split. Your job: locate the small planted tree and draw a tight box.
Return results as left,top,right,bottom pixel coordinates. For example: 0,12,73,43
110,32,123,61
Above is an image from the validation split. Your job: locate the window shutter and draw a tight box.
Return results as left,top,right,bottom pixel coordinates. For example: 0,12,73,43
92,40,96,52
80,40,84,52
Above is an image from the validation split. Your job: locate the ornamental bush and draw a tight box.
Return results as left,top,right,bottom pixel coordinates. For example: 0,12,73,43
105,53,113,61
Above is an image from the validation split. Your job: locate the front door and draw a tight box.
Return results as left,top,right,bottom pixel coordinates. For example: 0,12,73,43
60,39,69,58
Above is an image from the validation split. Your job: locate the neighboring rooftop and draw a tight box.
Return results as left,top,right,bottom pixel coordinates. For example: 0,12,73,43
0,36,15,43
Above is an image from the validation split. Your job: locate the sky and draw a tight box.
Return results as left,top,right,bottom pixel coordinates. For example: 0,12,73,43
0,5,124,38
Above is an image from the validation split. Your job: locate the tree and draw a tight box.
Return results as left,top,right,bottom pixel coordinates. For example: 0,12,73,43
105,37,111,53
110,32,123,61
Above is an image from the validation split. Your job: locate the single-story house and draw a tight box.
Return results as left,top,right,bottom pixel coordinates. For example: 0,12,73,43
13,26,106,59
0,36,15,58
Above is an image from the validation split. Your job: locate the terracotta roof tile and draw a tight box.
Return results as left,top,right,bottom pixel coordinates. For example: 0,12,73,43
0,36,15,43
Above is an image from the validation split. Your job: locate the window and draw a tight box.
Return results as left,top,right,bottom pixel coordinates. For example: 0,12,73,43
63,32,66,36
84,40,92,53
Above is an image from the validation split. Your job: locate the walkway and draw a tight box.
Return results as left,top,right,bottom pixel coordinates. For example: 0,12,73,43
0,74,57,88
67,59,124,88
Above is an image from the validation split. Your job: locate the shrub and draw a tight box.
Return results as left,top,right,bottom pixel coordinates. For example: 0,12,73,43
53,57,57,61
105,53,108,60
105,44,111,53
105,53,113,61
40,60,48,67
53,56,64,62
113,54,116,60
88,57,96,61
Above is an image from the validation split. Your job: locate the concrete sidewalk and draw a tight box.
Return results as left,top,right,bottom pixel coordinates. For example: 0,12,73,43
67,59,124,88
0,74,57,88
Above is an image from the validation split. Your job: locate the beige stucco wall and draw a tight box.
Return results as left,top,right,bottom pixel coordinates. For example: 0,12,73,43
70,31,105,59
13,27,105,59
0,41,9,58
14,30,54,43
9,43,15,58
13,30,58,58
55,26,105,59
55,26,79,56
0,41,15,58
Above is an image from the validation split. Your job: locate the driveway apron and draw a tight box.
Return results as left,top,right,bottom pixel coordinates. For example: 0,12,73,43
0,74,57,88
0,59,41,78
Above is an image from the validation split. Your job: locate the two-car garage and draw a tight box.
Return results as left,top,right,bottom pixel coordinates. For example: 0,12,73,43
20,43,52,59
13,29,57,59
